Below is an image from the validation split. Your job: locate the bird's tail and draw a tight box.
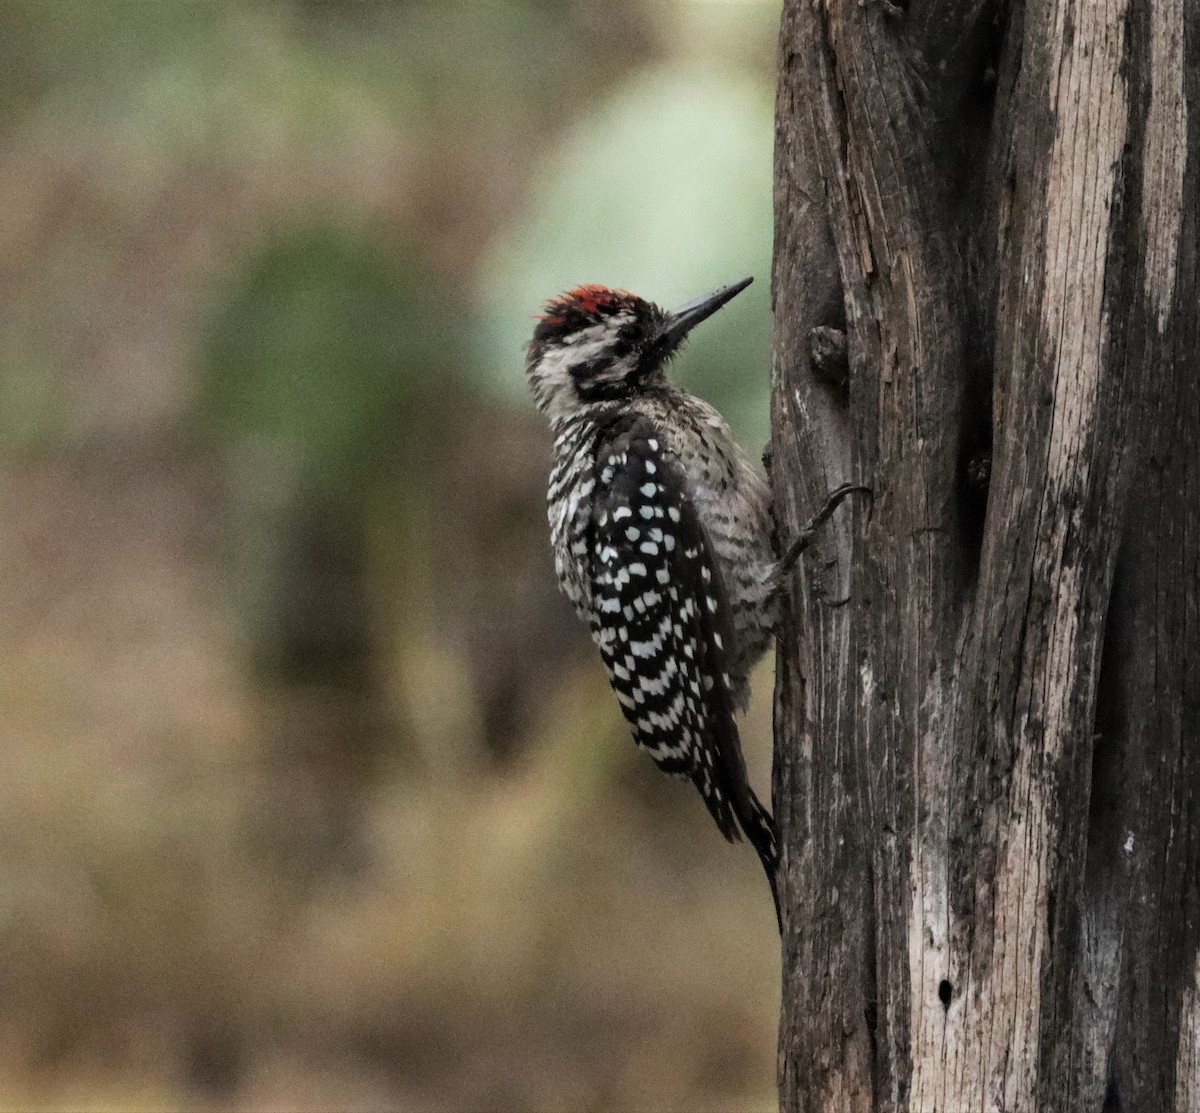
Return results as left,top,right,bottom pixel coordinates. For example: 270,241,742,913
738,791,781,933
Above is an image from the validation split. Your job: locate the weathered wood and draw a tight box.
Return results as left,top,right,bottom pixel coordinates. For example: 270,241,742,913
771,0,1200,1109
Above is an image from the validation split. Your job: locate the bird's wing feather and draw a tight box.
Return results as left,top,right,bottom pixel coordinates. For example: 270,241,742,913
587,414,760,846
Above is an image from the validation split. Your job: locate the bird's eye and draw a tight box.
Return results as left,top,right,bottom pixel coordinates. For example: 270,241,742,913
617,323,640,345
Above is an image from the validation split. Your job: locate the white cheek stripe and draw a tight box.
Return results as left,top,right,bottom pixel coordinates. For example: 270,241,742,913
529,313,639,422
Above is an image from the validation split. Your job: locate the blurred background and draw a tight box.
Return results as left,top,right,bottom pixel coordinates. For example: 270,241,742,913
0,2,780,1109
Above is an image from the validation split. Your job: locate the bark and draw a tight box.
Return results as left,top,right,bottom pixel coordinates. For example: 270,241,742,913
770,1,1200,1110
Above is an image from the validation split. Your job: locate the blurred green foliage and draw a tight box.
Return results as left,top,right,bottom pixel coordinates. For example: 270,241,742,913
199,224,462,495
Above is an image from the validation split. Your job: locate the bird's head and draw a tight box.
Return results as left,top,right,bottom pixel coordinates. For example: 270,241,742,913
525,277,753,424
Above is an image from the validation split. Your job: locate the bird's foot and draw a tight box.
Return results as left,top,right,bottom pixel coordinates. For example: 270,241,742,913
778,482,872,577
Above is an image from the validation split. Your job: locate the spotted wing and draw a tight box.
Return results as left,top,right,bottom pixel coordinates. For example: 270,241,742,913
588,415,752,844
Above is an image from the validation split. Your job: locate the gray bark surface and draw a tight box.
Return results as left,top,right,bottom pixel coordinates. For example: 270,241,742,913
770,1,1200,1109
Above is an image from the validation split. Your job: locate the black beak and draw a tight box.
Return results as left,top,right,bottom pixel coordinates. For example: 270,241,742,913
657,276,753,349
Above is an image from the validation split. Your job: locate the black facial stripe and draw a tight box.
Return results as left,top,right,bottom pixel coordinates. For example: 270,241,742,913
573,356,636,402
569,354,607,387
569,339,634,393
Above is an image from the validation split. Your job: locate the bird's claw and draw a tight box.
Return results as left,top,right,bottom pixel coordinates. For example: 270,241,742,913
778,482,872,576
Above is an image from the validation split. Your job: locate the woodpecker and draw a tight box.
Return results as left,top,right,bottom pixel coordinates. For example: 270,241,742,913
526,277,862,928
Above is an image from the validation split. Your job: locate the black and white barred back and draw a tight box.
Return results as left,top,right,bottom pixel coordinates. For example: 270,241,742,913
529,280,780,925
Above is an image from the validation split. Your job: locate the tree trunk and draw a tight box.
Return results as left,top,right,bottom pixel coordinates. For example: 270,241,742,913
770,1,1200,1109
